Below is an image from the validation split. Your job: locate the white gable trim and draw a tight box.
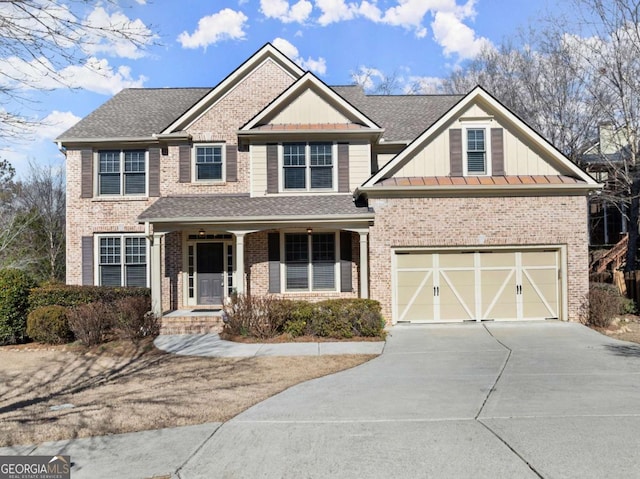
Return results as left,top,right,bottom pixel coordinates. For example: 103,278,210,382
161,43,304,135
362,86,600,188
241,72,381,131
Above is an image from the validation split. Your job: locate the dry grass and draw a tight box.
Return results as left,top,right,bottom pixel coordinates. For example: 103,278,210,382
605,316,640,344
0,339,375,447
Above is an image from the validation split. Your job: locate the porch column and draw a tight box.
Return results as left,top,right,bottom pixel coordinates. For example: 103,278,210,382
359,231,369,299
151,233,163,317
235,232,245,294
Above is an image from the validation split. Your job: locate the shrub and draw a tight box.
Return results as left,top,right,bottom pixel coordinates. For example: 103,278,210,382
0,269,36,344
113,296,158,341
582,283,625,328
222,294,288,339
283,319,307,337
306,299,385,338
29,285,150,310
67,302,115,346
26,306,74,344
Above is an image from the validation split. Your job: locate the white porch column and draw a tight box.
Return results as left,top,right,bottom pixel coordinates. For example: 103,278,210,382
359,231,369,299
150,233,163,316
235,232,245,294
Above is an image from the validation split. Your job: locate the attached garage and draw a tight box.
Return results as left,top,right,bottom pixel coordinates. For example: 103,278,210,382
393,248,563,323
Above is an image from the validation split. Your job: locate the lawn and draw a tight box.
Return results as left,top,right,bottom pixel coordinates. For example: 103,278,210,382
0,339,375,447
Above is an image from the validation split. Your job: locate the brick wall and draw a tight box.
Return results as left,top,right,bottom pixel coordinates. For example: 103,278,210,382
368,195,589,323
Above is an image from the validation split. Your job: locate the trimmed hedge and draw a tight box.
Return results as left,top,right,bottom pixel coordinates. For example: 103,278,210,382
0,269,37,344
29,284,150,310
223,296,385,340
27,305,74,344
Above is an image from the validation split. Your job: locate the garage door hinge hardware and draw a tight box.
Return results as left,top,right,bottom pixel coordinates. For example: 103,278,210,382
516,285,522,294
433,286,440,296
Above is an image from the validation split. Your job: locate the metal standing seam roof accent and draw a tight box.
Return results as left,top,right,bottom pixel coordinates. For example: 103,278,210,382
56,88,212,140
138,194,373,222
376,175,585,187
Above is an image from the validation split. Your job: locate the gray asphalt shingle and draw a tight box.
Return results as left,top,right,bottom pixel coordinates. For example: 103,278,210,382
138,194,373,222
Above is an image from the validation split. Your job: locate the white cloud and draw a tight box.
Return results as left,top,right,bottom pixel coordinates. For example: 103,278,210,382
0,56,147,95
404,75,444,93
82,7,156,59
178,9,248,49
272,38,327,75
260,0,313,23
431,10,491,59
29,111,82,141
315,0,358,25
351,66,384,90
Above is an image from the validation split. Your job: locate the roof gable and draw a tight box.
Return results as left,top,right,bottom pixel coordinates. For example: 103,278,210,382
361,86,599,190
162,43,305,134
241,72,381,133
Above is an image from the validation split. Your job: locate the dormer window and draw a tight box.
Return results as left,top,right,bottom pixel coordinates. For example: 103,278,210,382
282,142,335,191
466,129,486,174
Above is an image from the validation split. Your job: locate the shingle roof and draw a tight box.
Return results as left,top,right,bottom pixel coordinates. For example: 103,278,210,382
332,86,462,142
57,88,212,140
138,194,373,222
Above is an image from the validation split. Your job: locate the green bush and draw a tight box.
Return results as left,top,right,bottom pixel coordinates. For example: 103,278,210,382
582,283,625,328
26,305,74,344
0,269,36,344
113,296,158,341
283,319,307,337
29,285,150,310
67,301,115,346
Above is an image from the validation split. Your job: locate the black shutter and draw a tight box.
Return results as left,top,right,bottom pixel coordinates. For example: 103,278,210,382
81,236,94,286
449,129,463,177
80,149,93,198
491,128,505,176
340,231,352,292
268,232,280,293
178,145,191,183
338,143,350,192
148,147,160,197
226,144,238,182
266,144,278,194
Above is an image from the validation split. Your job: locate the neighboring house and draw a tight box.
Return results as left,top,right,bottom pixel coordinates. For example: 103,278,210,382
581,123,631,246
57,43,601,328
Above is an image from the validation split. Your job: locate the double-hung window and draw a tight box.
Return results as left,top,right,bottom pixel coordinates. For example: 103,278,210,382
98,235,147,287
98,150,146,196
466,129,487,175
283,142,334,191
284,232,336,291
195,145,224,181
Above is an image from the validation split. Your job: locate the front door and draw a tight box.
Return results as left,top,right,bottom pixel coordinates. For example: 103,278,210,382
197,243,224,305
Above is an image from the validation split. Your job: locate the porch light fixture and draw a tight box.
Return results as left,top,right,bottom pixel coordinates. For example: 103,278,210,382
307,227,313,235
198,229,206,238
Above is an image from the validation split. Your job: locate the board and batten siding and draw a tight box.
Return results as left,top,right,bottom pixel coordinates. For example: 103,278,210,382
270,89,350,125
348,141,371,191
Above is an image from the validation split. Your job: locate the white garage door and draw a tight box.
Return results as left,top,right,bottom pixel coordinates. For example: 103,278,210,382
394,249,561,322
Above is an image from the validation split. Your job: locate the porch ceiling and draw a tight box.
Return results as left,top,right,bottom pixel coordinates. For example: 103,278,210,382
138,194,374,225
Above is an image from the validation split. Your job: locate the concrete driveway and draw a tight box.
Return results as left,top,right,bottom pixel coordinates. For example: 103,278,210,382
180,322,640,478
3,322,640,478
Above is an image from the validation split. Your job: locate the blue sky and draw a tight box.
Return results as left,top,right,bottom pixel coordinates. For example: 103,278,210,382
2,0,559,177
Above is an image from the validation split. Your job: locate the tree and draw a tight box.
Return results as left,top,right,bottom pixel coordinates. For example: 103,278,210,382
0,0,154,138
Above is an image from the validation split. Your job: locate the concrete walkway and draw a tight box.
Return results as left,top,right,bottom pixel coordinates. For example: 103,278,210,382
153,333,385,357
2,322,640,478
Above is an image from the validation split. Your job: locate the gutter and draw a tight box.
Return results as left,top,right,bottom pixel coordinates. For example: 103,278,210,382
137,213,375,225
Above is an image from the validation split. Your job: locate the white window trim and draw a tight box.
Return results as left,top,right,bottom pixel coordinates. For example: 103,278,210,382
95,149,149,197
463,125,492,176
278,142,338,193
279,230,340,293
94,233,150,287
192,143,226,183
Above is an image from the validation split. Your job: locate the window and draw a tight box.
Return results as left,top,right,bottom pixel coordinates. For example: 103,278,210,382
195,145,224,181
284,232,336,291
98,150,146,196
98,236,147,287
282,142,334,191
466,129,486,174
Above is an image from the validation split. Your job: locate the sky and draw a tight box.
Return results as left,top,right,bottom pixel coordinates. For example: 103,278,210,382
1,0,561,178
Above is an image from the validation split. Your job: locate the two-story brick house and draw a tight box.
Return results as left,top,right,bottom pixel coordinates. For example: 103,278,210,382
58,43,600,330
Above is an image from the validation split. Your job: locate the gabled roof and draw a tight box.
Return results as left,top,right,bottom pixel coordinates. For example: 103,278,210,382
162,43,304,134
360,86,600,192
332,86,461,143
57,88,211,141
239,72,381,134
